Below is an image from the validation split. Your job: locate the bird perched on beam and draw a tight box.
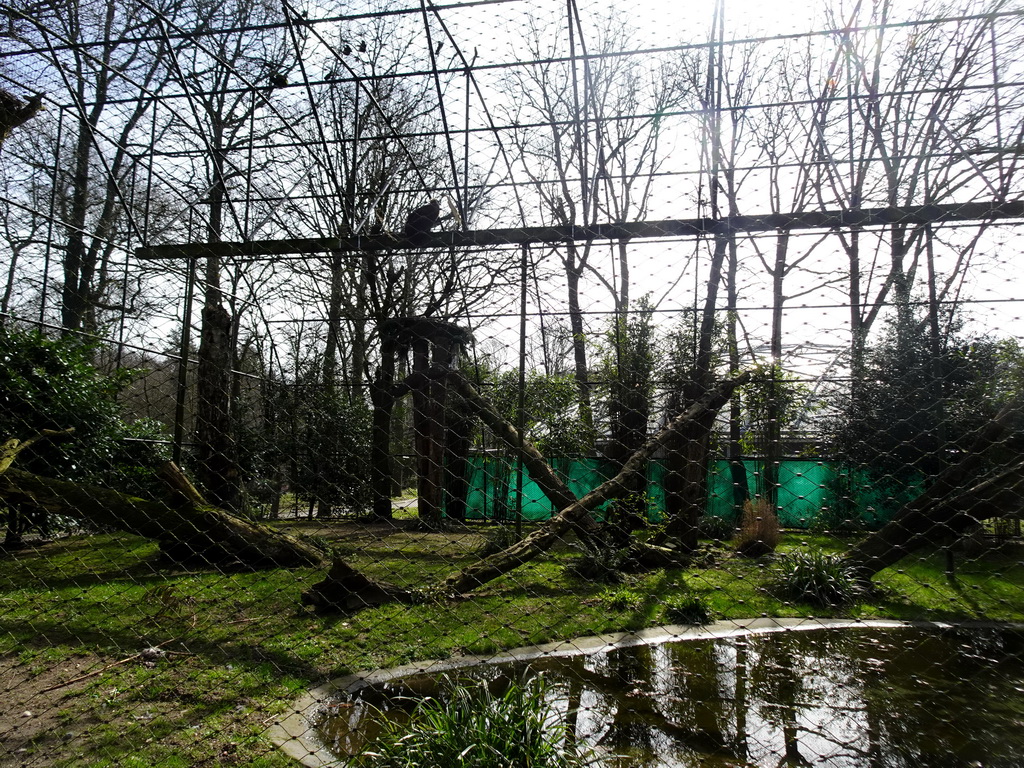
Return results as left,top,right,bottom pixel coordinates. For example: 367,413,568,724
403,199,441,241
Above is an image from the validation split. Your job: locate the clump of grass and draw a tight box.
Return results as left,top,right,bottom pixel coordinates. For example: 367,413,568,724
601,586,645,611
354,675,591,768
735,499,780,557
477,525,522,558
663,593,714,625
698,514,735,542
775,550,858,607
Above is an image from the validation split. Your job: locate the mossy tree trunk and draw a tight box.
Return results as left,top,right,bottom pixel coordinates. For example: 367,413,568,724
0,466,327,567
0,437,325,568
842,407,1019,581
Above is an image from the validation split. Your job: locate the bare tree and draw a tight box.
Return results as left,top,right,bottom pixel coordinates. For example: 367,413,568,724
265,10,512,519
817,0,1022,371
156,0,298,509
502,10,689,430
658,7,765,547
1,0,188,333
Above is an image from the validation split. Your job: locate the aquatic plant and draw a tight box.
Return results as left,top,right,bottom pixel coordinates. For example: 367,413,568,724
353,675,592,768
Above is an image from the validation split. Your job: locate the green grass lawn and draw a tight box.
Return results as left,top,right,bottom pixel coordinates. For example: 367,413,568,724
2,524,1022,766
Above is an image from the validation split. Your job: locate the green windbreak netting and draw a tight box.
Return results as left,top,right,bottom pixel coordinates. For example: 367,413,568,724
460,456,910,528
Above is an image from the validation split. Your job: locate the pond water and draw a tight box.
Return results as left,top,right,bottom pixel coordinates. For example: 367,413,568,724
317,624,1024,767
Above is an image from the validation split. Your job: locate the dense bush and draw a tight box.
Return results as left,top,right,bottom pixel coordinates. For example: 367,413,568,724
698,513,735,542
0,326,167,485
0,327,168,546
826,313,1022,486
289,386,374,515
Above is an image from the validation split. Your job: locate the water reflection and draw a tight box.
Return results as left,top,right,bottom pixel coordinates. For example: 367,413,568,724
318,626,1024,767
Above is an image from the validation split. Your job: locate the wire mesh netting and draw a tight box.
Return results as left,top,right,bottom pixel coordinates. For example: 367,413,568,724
1,0,1024,765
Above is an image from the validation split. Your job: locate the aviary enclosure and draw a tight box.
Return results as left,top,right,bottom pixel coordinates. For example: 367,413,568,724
1,0,1023,765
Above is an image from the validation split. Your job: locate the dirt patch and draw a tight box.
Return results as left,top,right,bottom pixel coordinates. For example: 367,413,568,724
0,652,107,767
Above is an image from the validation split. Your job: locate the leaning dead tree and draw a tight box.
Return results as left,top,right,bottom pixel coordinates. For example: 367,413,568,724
0,434,327,568
843,406,1023,582
301,371,750,611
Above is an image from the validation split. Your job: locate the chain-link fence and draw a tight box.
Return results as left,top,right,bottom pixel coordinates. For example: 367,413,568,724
2,0,1024,765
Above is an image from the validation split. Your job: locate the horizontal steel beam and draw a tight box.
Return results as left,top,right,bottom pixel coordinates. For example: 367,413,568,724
135,200,1024,260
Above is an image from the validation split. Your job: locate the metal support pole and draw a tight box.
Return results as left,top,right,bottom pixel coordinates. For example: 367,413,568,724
515,244,529,536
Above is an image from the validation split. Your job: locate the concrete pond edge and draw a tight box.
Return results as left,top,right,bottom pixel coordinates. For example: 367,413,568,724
265,617,1024,767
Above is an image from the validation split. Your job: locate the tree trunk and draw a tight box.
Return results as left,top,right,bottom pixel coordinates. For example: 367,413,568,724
322,253,345,388
196,295,240,510
446,371,579,515
661,411,716,550
442,391,473,522
412,336,441,525
725,226,749,520
369,356,396,520
441,372,748,594
564,252,593,431
302,372,747,609
0,465,327,568
195,126,240,511
662,228,731,550
843,407,1017,581
61,115,96,333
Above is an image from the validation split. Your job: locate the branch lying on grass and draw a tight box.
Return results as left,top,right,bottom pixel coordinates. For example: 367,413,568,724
301,371,749,610
36,639,181,694
0,438,329,569
843,405,1024,581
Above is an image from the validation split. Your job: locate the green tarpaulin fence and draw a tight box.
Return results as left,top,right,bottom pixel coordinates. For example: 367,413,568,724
459,455,911,528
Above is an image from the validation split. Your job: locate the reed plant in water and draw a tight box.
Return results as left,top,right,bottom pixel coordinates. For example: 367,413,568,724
354,675,594,767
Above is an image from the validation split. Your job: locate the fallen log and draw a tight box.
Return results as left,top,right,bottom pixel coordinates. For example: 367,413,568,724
0,458,328,569
303,372,748,610
441,372,749,594
842,406,1022,582
843,460,1024,582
